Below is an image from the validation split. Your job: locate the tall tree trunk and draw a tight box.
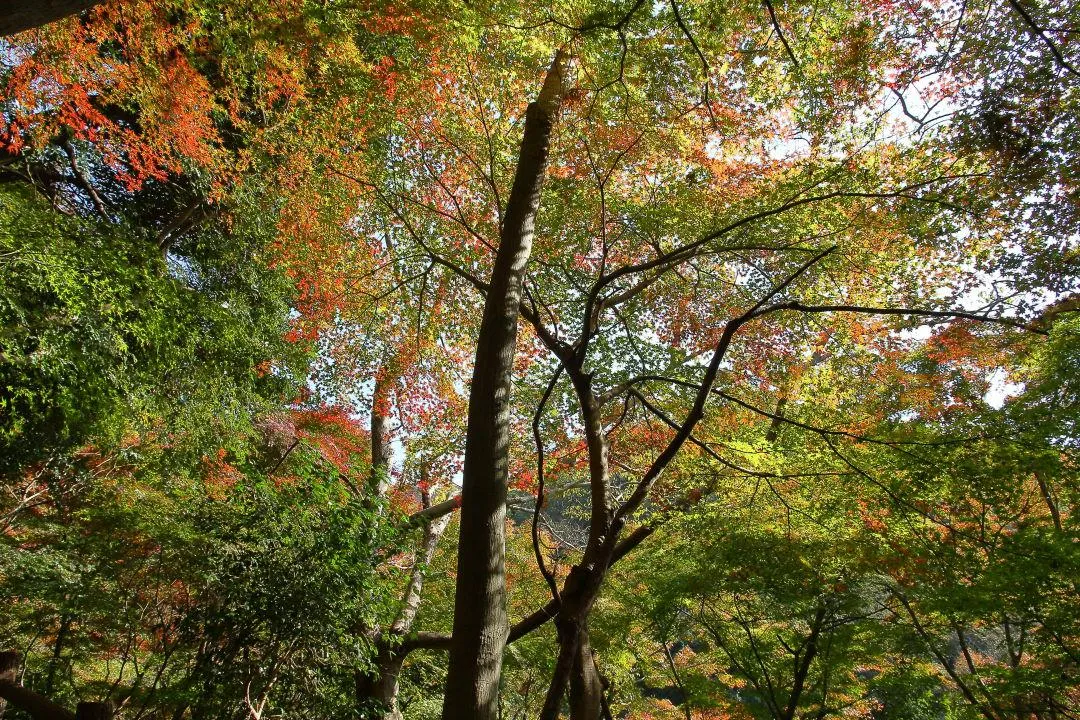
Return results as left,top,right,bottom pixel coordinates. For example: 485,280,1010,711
370,374,393,496
568,631,603,720
441,50,569,720
533,356,619,720
539,564,608,720
537,616,605,720
533,354,622,720
357,650,405,720
358,483,453,719
0,0,104,37
356,372,395,716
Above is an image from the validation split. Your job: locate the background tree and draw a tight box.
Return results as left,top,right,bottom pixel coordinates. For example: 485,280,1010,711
2,1,1080,719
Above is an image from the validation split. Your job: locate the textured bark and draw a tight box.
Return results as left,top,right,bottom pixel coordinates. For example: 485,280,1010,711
539,620,605,720
533,529,658,719
441,50,569,720
0,680,75,720
406,494,461,525
358,482,452,719
569,634,603,720
392,507,453,637
370,375,392,496
0,0,104,36
531,355,675,719
356,650,405,720
532,357,656,718
570,373,615,555
539,564,608,720
536,342,618,719
355,371,397,718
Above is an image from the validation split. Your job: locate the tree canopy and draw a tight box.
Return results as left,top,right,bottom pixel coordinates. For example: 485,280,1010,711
1,1,1077,719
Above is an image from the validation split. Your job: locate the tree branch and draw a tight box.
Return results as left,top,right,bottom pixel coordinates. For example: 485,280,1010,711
1004,0,1080,78
405,495,462,524
746,300,1045,335
763,0,800,67
532,367,565,603
613,247,835,526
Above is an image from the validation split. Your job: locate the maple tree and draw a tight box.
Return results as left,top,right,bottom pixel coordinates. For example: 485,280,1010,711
1,2,451,718
2,0,1079,719
340,1,1077,717
591,310,1077,719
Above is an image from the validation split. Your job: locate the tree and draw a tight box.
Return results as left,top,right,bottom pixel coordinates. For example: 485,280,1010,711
866,319,1080,720
441,48,571,720
4,1,1080,719
0,181,305,480
0,0,104,37
0,397,399,718
1,4,447,717
350,0,1078,717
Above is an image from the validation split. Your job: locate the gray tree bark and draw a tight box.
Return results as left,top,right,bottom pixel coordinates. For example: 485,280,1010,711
357,375,456,719
440,50,569,720
370,375,393,496
358,503,453,720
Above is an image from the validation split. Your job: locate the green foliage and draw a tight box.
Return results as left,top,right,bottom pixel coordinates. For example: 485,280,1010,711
179,468,396,718
868,666,961,720
602,487,894,720
2,0,1080,718
1,435,397,719
0,182,304,476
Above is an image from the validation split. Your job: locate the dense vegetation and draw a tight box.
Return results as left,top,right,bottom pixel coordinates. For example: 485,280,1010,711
0,1,1077,719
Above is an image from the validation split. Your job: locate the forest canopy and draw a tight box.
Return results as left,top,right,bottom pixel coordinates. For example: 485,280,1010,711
0,1,1077,719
